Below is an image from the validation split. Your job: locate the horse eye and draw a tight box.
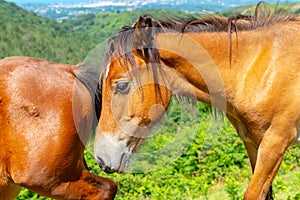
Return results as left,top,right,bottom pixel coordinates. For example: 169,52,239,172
115,81,130,94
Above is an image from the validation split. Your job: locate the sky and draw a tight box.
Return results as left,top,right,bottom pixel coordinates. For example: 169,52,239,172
5,0,88,4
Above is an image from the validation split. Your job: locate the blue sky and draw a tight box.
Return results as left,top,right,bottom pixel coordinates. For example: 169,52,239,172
6,0,87,4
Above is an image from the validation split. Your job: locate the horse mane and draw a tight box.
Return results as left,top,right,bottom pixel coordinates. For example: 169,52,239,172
74,63,100,129
130,3,297,33
100,2,298,76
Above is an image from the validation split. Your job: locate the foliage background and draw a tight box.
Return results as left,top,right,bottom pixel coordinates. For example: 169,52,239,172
0,0,299,199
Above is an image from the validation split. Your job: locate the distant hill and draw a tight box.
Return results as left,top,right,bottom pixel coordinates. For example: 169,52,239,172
0,1,188,64
219,2,300,16
0,1,191,64
0,0,299,65
18,1,300,21
19,0,255,21
61,10,192,44
61,2,300,44
0,0,93,64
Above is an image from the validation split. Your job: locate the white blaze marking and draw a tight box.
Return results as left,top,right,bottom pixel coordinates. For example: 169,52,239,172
105,63,111,78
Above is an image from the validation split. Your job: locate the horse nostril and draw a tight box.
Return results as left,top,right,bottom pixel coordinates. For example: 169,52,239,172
96,156,117,174
105,168,118,174
96,156,105,168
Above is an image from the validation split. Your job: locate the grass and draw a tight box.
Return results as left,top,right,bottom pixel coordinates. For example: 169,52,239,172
203,168,300,200
16,112,300,199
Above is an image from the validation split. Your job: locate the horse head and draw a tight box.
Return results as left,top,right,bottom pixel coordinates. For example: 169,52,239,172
94,16,172,173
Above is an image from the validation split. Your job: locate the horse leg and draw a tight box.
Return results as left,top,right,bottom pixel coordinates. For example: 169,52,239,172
243,141,257,173
265,186,273,200
50,169,117,200
243,141,273,200
243,121,296,200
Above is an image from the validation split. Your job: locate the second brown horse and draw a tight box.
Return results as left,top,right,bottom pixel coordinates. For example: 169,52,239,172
0,56,116,199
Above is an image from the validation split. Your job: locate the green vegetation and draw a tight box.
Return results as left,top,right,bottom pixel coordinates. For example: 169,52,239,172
0,0,93,64
0,0,188,64
61,10,191,44
16,105,300,199
0,0,299,199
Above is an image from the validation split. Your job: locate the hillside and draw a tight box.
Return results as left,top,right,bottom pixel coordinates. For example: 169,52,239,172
61,10,192,44
19,0,260,21
1,0,299,64
0,1,189,64
61,2,300,44
219,2,300,16
0,0,93,64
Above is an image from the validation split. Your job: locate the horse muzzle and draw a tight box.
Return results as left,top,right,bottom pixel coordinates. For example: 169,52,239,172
94,132,132,173
96,153,130,173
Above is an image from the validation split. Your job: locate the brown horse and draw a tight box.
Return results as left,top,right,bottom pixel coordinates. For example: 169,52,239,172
0,56,116,199
95,5,300,200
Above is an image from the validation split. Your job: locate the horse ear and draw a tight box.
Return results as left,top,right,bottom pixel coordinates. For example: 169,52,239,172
133,15,154,52
135,15,153,29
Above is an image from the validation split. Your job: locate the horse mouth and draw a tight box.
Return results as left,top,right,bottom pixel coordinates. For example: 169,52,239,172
96,152,130,174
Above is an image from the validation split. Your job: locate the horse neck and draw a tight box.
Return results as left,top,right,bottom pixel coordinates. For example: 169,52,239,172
156,31,236,111
156,19,299,113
